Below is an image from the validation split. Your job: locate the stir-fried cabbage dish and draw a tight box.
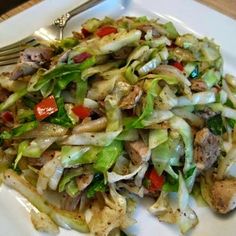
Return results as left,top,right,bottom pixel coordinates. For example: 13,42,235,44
1,16,236,236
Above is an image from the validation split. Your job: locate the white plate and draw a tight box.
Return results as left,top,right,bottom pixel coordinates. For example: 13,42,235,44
0,0,236,235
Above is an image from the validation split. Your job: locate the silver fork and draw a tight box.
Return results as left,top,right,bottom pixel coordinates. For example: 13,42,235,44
0,0,105,67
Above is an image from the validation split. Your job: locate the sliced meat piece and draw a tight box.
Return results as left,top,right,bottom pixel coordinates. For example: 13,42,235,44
28,151,55,167
194,128,220,171
211,179,236,214
10,62,39,80
20,46,54,65
191,79,208,92
125,140,151,165
76,174,93,191
119,85,142,110
10,46,54,80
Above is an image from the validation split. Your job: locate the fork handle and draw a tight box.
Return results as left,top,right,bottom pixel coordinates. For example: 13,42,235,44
54,0,106,39
68,0,106,20
54,0,105,29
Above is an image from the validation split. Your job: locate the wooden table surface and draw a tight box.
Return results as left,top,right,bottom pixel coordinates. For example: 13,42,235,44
197,0,236,19
0,0,41,21
0,0,236,21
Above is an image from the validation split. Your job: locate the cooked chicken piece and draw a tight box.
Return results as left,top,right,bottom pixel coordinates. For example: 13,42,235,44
211,179,236,214
10,46,54,80
20,46,54,65
28,151,55,167
125,140,151,165
10,62,39,80
76,174,93,191
119,85,142,110
194,128,220,171
191,79,208,92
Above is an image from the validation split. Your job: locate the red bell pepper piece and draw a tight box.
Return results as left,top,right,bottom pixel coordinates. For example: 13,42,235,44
170,61,184,71
96,26,117,38
72,105,91,119
34,95,58,121
73,52,92,64
145,168,165,192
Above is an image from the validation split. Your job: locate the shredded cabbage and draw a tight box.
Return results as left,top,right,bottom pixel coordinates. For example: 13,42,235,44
98,30,142,53
4,169,89,232
60,146,90,168
61,129,122,146
149,129,168,149
177,173,198,234
107,164,143,183
176,91,215,106
169,116,194,173
37,153,63,194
